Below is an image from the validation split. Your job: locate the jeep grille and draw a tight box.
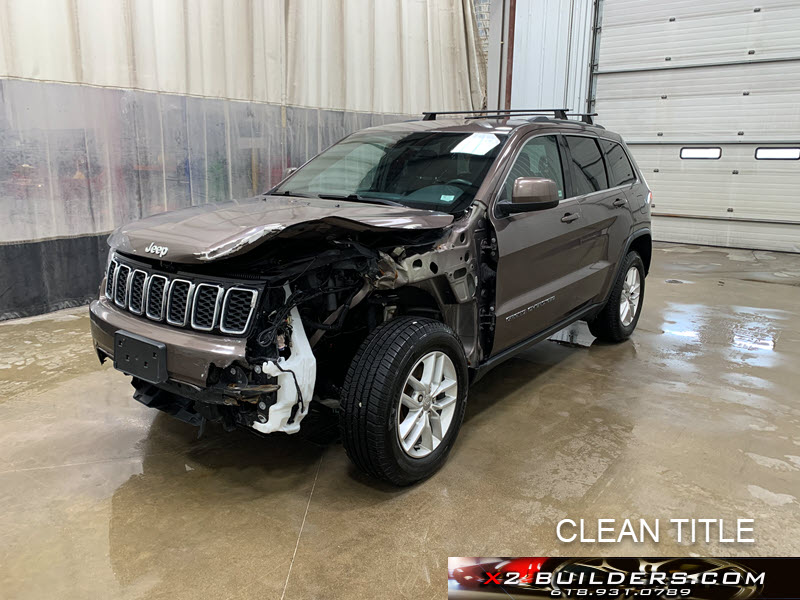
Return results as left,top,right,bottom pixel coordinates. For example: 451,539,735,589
104,258,259,336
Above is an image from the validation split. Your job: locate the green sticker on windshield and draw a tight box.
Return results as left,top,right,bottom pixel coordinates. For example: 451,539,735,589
440,194,456,203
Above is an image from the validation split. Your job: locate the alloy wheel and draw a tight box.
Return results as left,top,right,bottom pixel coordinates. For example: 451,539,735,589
396,350,458,458
619,266,641,327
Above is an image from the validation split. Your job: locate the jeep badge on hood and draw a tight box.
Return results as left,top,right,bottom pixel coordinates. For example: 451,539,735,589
145,242,169,257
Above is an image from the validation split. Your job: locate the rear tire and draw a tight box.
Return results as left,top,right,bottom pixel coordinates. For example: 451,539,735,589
587,251,645,343
340,317,468,486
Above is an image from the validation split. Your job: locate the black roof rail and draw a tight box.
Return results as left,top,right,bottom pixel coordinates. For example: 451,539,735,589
467,112,567,120
423,108,570,121
566,112,598,125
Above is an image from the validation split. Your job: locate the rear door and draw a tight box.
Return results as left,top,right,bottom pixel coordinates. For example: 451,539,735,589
604,139,646,210
490,134,587,354
562,135,635,305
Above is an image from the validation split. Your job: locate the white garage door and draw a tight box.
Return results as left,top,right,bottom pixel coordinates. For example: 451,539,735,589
593,0,800,252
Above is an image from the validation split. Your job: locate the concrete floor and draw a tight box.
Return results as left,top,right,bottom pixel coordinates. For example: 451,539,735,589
1,243,799,599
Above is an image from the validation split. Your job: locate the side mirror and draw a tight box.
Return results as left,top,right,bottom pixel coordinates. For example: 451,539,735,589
497,177,560,216
284,166,298,178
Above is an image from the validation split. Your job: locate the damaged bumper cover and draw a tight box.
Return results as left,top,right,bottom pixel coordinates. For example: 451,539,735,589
90,297,248,388
91,290,317,436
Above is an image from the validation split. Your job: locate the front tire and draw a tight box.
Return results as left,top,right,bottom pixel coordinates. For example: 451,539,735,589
340,317,468,485
587,251,645,343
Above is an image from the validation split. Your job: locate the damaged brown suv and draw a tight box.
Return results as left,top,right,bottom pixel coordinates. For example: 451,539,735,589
90,109,652,485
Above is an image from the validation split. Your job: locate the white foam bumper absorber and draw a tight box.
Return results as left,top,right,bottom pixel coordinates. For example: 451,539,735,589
251,286,316,435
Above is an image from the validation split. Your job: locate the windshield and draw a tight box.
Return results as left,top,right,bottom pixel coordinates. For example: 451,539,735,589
273,130,507,213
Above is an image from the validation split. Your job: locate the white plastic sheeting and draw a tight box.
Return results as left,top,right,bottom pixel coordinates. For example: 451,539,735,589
1,0,284,103
287,0,486,112
0,81,409,319
0,0,486,319
0,0,485,244
0,78,403,244
0,0,484,113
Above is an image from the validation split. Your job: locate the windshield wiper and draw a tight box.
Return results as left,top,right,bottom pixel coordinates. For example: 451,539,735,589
316,193,404,207
268,190,314,198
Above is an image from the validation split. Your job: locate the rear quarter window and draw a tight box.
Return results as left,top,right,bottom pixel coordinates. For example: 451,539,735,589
564,135,608,195
600,139,636,187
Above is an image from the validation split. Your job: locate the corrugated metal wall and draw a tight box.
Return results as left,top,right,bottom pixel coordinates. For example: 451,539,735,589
594,0,800,252
487,0,593,112
0,0,486,320
510,0,594,112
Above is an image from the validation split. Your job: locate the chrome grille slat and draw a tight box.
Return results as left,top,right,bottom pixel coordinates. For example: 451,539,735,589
105,260,117,299
191,284,223,331
166,279,194,327
220,288,258,335
146,275,168,321
114,265,131,308
109,257,258,336
128,270,148,315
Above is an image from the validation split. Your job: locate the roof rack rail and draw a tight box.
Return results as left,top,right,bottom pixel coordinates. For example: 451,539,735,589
422,108,571,121
466,112,565,120
566,112,598,125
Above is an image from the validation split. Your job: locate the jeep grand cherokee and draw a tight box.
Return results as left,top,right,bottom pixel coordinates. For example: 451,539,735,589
90,109,652,485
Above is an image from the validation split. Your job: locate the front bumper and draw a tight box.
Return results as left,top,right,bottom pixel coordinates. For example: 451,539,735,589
90,297,248,388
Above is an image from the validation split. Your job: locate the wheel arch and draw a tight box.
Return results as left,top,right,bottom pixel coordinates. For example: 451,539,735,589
389,284,445,319
628,231,652,275
592,228,652,317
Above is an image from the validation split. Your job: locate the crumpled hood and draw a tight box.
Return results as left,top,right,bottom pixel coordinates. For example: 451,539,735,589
109,195,454,263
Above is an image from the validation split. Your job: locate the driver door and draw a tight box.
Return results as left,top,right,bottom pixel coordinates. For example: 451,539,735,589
489,134,587,354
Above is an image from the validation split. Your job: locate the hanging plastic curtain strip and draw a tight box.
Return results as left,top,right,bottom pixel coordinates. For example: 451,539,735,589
0,77,407,244
3,0,483,112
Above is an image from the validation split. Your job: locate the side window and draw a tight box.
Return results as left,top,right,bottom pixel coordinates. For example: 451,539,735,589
565,136,608,195
600,139,636,186
499,135,564,202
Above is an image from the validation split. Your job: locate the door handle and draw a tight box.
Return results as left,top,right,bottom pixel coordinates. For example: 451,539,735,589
613,197,627,207
561,212,580,223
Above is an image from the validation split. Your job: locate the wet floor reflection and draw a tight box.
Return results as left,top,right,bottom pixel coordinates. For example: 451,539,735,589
548,320,595,347
106,414,324,598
